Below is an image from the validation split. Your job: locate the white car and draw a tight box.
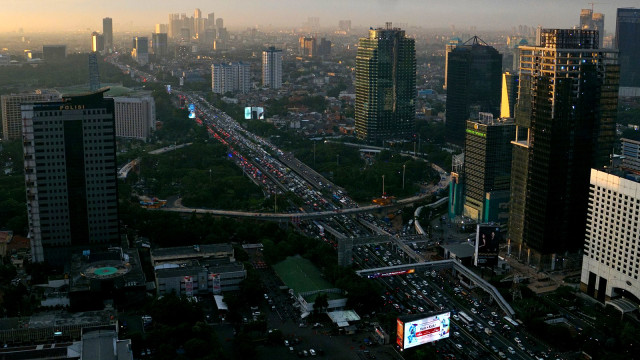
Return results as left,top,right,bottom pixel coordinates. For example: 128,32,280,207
309,349,316,356
455,344,463,350
507,347,515,354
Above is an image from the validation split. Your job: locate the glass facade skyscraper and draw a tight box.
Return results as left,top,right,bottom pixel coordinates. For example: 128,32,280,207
508,29,619,269
445,37,502,145
355,23,415,143
616,8,640,87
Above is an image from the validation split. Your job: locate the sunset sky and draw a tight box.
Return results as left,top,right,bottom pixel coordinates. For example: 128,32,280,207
1,0,637,34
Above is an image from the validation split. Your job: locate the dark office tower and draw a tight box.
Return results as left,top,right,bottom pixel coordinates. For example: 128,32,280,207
580,9,605,48
444,36,502,146
207,13,215,28
500,72,518,119
299,36,316,57
22,89,119,266
151,33,168,58
355,23,416,143
318,38,332,56
103,18,113,51
616,8,640,87
215,18,224,31
462,114,515,224
508,29,619,269
88,53,100,91
443,37,461,91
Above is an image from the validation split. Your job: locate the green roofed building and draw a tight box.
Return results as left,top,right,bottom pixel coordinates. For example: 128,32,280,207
355,22,416,144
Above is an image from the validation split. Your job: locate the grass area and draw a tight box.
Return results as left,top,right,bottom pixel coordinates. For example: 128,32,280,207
273,255,332,294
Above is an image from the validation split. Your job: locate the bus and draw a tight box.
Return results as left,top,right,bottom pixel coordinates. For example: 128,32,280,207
503,316,519,328
458,312,473,326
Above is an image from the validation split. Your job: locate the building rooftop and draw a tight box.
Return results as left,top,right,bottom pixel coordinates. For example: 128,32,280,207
441,242,476,259
151,243,233,261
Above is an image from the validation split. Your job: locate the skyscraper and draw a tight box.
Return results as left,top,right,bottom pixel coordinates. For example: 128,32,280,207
102,18,113,51
508,29,619,269
443,37,461,91
299,36,316,57
616,8,640,87
1,91,60,141
355,23,416,143
462,114,515,224
580,9,605,48
114,95,156,141
132,37,149,65
88,53,100,91
500,72,518,119
212,62,250,94
151,33,168,58
581,169,640,302
22,89,119,265
445,36,502,145
91,32,104,53
262,47,283,89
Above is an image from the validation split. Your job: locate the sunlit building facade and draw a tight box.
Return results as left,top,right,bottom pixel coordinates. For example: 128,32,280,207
355,23,415,143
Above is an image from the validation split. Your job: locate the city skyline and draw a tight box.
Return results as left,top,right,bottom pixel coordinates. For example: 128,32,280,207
1,1,638,34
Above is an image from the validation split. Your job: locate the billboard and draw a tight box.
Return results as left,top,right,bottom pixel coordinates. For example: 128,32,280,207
188,103,196,119
474,224,501,266
244,107,265,120
397,312,450,350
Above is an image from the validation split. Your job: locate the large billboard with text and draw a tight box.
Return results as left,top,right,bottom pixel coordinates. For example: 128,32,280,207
397,312,450,350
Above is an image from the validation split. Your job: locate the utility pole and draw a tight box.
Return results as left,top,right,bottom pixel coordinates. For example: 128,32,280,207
382,174,385,197
402,164,406,190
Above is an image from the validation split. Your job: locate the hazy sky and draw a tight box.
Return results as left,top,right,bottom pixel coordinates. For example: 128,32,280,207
1,0,637,34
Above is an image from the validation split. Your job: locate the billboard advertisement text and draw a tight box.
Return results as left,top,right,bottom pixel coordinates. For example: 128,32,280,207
399,312,450,350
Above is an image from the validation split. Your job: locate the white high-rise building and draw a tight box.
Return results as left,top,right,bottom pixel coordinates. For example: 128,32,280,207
580,169,640,302
113,96,156,141
211,62,250,94
262,47,283,89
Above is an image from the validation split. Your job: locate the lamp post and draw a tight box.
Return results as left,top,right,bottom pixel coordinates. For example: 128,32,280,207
382,174,385,197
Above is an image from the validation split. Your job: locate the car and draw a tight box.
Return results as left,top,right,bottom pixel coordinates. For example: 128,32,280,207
455,344,463,350
491,312,498,317
453,331,460,337
498,351,506,359
285,340,290,346
452,314,460,321
507,347,515,354
488,321,495,327
471,308,478,314
264,293,269,300
514,337,521,343
309,349,316,356
289,347,295,353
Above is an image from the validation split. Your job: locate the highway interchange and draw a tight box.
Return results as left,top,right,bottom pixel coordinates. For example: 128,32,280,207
111,57,556,359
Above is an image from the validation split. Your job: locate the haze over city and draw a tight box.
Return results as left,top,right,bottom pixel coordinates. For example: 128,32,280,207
2,0,638,33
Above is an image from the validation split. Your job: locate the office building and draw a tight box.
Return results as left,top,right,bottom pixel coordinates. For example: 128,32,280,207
299,36,316,57
443,37,461,90
131,37,149,65
262,47,283,89
216,18,224,30
338,20,351,33
445,36,502,145
91,32,104,53
500,72,518,118
151,32,168,58
318,38,332,56
155,23,168,34
616,8,640,88
580,9,605,49
2,91,60,141
113,95,156,141
508,29,620,269
462,114,515,224
42,45,66,61
355,23,416,143
581,169,640,302
102,17,113,51
621,138,640,174
22,89,119,265
88,53,100,92
212,62,250,94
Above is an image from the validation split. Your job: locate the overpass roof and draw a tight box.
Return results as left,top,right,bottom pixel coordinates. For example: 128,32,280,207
606,298,638,313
